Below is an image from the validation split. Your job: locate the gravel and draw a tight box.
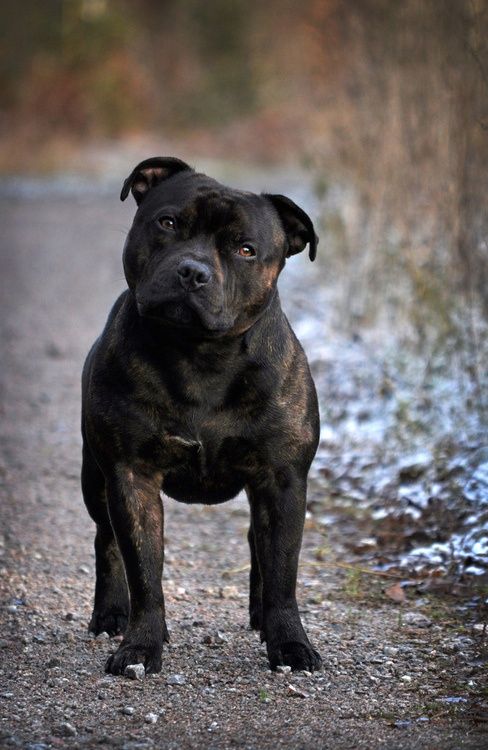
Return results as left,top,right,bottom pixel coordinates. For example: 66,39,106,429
167,674,187,686
124,664,146,681
402,613,433,629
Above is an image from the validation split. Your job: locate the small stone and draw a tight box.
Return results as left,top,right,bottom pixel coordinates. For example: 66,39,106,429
383,646,399,657
122,706,135,715
78,565,90,575
287,684,308,698
403,612,432,628
214,631,228,644
202,634,213,645
144,713,158,724
400,675,412,683
96,631,110,641
6,605,17,613
473,623,486,633
65,612,78,622
124,664,145,681
167,673,186,685
276,665,292,675
219,585,239,599
57,722,77,737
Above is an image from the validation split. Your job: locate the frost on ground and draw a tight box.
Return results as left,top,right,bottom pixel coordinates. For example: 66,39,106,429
0,176,487,749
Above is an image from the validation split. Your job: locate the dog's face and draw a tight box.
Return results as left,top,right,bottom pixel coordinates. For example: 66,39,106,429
121,157,317,337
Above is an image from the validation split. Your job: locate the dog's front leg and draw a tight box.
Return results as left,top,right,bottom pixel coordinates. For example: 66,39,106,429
104,466,168,675
247,472,321,672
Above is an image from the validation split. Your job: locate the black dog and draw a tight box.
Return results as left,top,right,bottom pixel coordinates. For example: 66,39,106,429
81,157,321,674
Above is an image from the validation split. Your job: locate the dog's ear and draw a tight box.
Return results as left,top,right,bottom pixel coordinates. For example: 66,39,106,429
120,157,193,204
264,194,318,261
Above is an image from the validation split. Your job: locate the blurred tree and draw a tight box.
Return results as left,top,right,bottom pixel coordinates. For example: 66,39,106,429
0,0,487,328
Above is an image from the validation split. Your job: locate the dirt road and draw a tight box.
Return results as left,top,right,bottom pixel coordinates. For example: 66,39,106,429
0,170,485,749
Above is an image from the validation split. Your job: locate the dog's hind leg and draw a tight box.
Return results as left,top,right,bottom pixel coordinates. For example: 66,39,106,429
247,518,263,631
81,440,129,636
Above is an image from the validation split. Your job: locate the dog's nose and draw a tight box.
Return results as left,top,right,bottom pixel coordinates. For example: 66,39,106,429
176,259,211,291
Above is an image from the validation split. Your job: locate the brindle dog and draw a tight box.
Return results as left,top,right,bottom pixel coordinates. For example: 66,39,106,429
81,157,321,674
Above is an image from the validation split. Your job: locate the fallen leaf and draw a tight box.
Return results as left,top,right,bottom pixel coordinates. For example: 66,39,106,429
385,582,407,603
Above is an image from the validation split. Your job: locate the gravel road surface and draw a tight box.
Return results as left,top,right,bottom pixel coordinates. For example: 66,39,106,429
0,172,486,749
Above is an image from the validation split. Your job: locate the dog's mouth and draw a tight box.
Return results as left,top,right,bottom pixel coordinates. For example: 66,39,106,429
136,298,234,335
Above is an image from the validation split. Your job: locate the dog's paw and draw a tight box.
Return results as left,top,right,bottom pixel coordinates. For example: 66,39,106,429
105,640,163,675
89,607,129,636
268,640,322,672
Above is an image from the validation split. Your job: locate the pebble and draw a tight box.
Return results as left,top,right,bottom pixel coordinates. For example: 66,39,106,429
144,712,158,724
65,612,78,622
219,585,239,599
473,623,486,632
214,631,228,644
400,675,412,683
96,631,110,641
78,565,90,575
122,706,135,715
6,605,17,613
276,665,292,674
124,664,145,681
57,722,77,737
383,646,399,657
167,673,186,685
403,612,432,628
287,684,309,698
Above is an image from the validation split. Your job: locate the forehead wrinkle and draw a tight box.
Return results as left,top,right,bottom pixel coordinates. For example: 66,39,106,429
190,193,247,237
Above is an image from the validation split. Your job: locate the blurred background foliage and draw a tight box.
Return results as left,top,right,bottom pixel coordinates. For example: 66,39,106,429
1,0,488,345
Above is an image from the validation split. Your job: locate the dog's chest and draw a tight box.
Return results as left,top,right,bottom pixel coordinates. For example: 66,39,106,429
156,411,259,504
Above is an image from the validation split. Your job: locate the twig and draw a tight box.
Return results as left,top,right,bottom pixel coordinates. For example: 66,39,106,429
300,560,407,580
222,560,409,581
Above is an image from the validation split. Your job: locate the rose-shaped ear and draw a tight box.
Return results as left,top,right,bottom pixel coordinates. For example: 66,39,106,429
120,157,194,205
264,194,318,261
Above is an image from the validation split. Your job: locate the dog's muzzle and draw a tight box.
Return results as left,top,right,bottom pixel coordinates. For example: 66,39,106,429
176,259,211,292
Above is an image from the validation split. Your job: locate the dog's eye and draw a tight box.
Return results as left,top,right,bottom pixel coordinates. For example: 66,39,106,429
236,245,256,258
158,216,176,231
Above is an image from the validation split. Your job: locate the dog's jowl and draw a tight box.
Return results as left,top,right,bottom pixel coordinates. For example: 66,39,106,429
81,157,322,674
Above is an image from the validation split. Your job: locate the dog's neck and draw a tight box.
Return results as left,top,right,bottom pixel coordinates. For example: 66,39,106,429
129,289,283,362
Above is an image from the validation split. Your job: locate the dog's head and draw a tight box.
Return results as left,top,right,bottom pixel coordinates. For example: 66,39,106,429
121,157,318,337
